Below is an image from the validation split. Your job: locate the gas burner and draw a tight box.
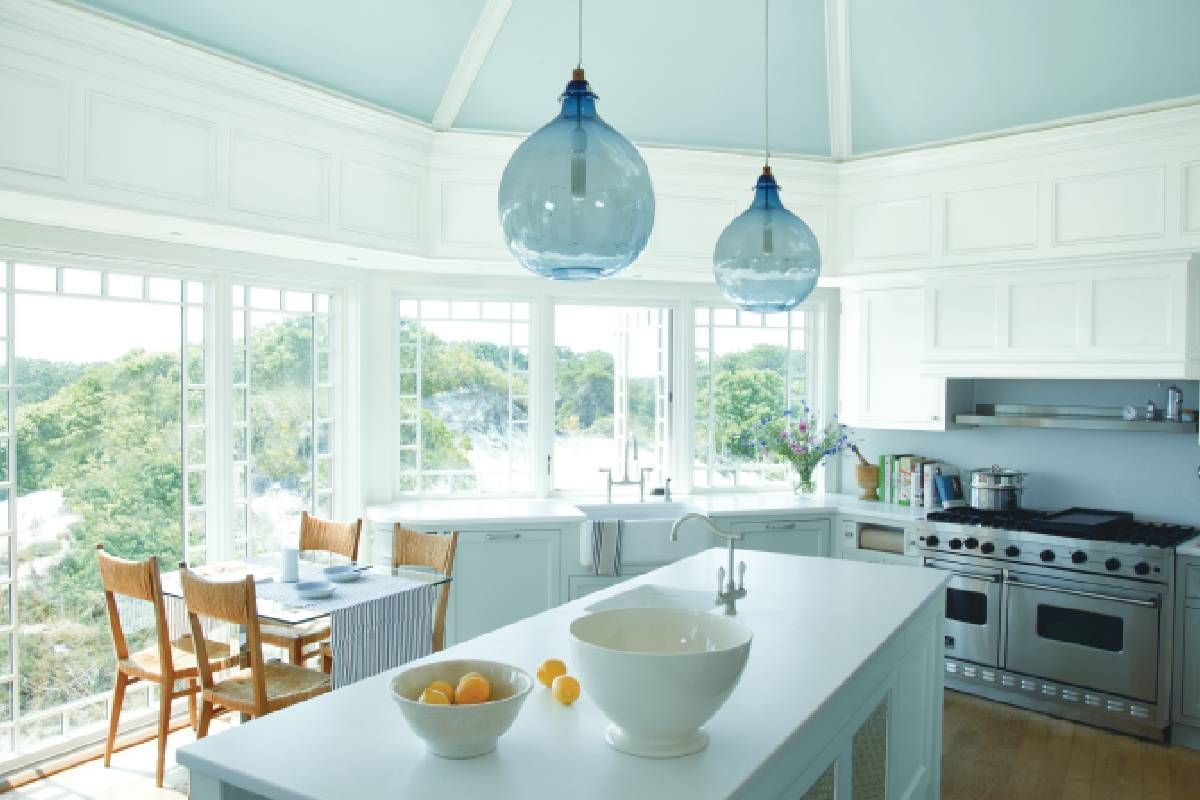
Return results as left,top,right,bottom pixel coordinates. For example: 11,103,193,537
925,507,1198,548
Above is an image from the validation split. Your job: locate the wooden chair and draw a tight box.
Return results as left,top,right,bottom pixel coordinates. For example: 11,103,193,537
97,545,237,787
320,526,458,674
180,564,331,737
260,512,362,665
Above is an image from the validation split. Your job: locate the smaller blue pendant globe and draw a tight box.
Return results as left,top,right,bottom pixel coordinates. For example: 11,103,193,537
713,169,821,313
498,70,655,281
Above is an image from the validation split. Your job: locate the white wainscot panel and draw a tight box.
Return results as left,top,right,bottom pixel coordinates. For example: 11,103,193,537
440,181,504,249
944,182,1038,254
1009,280,1077,349
0,65,68,178
930,284,998,349
1185,162,1200,235
229,131,330,223
851,196,931,259
1092,275,1172,348
650,194,738,257
1053,167,1165,244
84,92,215,203
340,160,421,242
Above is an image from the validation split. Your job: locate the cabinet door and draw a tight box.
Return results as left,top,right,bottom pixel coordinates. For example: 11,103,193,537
1182,606,1200,722
446,530,560,647
841,288,948,430
728,519,831,557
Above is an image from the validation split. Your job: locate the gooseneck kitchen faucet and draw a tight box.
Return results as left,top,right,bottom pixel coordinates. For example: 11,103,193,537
669,513,747,615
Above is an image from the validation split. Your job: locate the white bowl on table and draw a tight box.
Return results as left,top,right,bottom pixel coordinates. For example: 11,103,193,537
322,565,361,583
389,659,533,759
570,607,753,758
295,580,335,600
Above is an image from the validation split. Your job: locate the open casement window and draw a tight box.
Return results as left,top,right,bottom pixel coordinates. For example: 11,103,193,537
395,299,531,495
0,262,207,764
231,285,335,558
553,305,671,494
693,306,808,489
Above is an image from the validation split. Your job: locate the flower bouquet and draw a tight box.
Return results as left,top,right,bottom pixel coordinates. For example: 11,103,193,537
746,404,855,494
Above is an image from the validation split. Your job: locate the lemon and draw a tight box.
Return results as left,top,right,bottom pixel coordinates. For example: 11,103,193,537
426,680,456,704
536,658,568,688
418,687,450,705
456,673,492,705
551,674,580,705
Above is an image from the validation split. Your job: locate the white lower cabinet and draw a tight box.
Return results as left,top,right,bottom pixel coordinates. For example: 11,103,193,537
444,529,561,647
1181,605,1200,722
725,517,831,556
567,567,652,602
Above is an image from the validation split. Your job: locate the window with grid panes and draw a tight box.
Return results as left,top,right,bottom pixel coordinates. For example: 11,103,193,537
693,306,808,488
395,298,531,494
0,262,207,762
231,285,335,557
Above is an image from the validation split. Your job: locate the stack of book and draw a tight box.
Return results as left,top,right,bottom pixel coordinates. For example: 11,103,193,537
876,454,961,509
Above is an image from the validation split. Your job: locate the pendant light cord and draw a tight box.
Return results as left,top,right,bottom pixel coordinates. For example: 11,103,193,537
577,0,583,68
764,0,770,168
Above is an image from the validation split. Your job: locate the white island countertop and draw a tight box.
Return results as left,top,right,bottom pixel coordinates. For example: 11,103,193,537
179,549,947,800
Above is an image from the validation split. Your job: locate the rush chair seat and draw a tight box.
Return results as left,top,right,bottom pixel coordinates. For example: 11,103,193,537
259,512,362,665
180,564,331,737
96,545,237,787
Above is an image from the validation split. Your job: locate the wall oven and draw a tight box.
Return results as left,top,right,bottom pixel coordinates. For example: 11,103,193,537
929,558,1002,668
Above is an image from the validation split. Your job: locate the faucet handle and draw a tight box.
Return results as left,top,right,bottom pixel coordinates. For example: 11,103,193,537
717,566,726,599
737,561,746,591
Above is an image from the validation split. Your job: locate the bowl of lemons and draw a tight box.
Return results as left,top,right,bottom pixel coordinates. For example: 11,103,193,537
390,659,534,758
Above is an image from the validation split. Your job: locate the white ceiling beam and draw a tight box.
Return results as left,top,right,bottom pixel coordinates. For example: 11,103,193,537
824,0,852,160
432,0,514,131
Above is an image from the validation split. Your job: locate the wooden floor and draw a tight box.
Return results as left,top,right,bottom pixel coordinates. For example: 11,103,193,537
943,691,1200,800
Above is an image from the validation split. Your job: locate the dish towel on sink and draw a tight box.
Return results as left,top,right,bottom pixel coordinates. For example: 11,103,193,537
591,520,623,577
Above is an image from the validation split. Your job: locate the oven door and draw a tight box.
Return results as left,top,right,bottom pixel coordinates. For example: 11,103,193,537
927,559,1002,667
1004,572,1160,702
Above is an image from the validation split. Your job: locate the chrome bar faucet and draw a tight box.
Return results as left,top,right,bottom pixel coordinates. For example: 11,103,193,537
669,513,747,616
601,434,653,502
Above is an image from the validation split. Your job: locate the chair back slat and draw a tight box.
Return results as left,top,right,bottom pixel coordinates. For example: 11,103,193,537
96,544,171,670
391,526,458,652
299,511,362,562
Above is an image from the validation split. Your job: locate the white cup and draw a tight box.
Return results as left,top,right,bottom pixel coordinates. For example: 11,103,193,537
281,547,300,583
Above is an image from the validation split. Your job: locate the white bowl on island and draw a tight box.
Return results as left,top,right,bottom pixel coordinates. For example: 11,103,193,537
569,607,753,758
389,659,533,759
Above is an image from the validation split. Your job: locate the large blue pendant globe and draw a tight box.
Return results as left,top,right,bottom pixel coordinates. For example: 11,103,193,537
498,70,654,281
713,168,821,313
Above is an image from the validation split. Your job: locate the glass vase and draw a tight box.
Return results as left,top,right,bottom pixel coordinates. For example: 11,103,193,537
793,467,816,495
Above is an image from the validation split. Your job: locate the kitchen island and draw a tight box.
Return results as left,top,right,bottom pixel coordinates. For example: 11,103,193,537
179,549,947,800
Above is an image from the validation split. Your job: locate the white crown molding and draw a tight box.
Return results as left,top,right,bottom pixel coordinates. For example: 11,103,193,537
824,0,851,161
432,0,512,131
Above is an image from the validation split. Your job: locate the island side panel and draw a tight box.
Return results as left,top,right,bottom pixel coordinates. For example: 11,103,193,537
740,589,945,800
190,772,269,800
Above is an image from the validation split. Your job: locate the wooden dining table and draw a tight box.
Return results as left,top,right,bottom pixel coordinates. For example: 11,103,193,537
158,557,451,689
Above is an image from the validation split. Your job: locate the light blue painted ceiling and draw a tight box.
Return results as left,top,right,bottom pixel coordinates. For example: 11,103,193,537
73,0,487,121
455,0,830,157
851,0,1200,154
70,0,1200,158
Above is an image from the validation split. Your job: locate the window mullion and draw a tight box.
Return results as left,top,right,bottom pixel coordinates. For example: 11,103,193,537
209,275,233,564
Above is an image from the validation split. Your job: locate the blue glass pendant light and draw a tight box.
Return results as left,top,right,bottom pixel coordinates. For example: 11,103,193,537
497,0,654,281
713,0,821,313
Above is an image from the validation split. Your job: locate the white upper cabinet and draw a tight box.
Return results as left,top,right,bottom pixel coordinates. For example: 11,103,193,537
922,255,1200,379
840,285,964,430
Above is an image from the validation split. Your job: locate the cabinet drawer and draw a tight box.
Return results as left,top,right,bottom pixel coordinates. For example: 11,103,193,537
1187,565,1200,600
729,518,826,535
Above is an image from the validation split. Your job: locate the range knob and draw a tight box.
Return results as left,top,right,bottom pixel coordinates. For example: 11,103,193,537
949,538,963,550
1005,545,1020,558
1071,551,1088,564
964,537,979,550
1040,549,1056,563
1105,558,1121,571
1134,562,1151,576
980,542,995,555
925,535,940,547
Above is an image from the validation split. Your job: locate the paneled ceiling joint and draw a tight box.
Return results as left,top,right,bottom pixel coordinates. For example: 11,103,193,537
432,0,514,131
824,0,852,160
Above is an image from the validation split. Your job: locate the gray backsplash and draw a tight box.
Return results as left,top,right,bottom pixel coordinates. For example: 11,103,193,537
840,380,1200,523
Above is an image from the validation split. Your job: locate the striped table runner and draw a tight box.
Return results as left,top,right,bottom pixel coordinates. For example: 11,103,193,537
329,583,438,689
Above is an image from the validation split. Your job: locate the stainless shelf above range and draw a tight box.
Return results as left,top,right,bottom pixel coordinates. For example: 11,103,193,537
954,404,1199,434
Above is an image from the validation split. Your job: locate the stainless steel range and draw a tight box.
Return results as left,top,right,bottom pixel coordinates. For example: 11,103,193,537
916,507,1198,739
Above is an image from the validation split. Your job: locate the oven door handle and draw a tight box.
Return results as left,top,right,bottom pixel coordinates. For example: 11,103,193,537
1005,578,1159,609
949,570,1001,583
